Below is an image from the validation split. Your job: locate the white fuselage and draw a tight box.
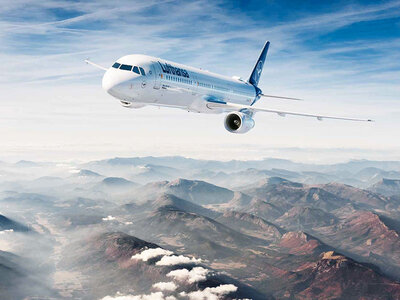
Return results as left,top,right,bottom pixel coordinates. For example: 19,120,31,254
102,54,257,113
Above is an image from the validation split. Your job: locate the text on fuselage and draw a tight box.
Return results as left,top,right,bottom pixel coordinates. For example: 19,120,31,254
158,61,190,78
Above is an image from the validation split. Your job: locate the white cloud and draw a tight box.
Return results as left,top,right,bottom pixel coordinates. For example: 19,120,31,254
181,284,238,300
167,267,209,284
101,291,166,300
131,248,173,262
156,255,202,266
102,215,116,221
152,281,177,292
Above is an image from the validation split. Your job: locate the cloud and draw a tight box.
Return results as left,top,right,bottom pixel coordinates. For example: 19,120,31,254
180,284,238,300
101,291,167,300
152,281,177,292
102,215,116,221
131,248,173,262
167,267,209,284
156,255,202,266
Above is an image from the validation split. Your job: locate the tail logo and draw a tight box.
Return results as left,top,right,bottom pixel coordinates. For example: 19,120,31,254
248,41,269,86
257,61,263,76
255,61,263,82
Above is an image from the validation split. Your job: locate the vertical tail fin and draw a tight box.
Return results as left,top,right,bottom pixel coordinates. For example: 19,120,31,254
248,41,270,87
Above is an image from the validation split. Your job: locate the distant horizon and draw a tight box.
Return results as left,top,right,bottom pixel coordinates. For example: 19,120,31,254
2,148,400,165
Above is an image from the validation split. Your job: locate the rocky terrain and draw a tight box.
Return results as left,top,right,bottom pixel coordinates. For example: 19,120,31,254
369,178,400,197
1,156,400,299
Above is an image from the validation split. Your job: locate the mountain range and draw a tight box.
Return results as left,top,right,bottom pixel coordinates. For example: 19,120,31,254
1,156,400,299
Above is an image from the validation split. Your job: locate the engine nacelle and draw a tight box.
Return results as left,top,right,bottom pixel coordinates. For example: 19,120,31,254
224,112,255,134
120,100,145,109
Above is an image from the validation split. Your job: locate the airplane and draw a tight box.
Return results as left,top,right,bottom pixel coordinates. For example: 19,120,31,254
86,41,373,133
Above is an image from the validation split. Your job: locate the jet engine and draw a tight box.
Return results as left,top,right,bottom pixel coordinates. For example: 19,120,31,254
120,100,145,109
224,112,255,134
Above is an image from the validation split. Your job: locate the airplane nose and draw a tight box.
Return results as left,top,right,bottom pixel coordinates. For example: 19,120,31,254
102,69,118,93
102,67,137,98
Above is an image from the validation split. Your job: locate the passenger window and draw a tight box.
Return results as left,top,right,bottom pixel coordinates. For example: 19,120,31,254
132,66,140,74
139,67,146,76
112,62,121,69
120,64,132,71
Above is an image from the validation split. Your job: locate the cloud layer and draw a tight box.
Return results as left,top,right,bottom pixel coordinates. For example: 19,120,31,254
152,282,178,292
180,284,238,300
101,291,174,300
156,255,202,266
167,267,209,284
104,247,237,300
131,248,173,262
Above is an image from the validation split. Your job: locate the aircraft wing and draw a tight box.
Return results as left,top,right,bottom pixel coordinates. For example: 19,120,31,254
260,94,303,101
206,101,373,122
85,59,108,71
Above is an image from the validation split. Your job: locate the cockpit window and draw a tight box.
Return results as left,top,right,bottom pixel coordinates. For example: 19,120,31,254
114,63,144,75
119,64,132,71
132,66,140,74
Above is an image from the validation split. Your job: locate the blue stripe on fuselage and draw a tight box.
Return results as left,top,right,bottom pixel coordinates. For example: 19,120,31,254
204,96,226,104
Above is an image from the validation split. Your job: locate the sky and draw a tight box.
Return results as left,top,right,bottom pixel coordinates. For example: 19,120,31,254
0,0,399,163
